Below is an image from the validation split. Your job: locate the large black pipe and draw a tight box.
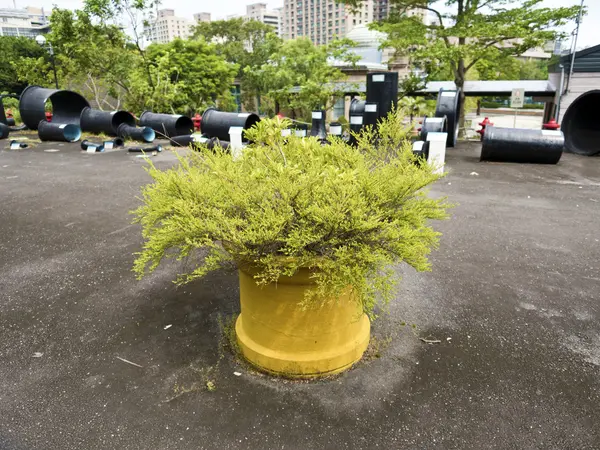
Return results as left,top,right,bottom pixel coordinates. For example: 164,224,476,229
480,126,563,164
139,111,194,138
350,98,366,116
349,114,364,146
117,124,155,143
38,121,82,142
363,102,379,128
366,72,399,120
19,85,89,130
80,107,136,136
561,90,600,156
412,140,430,160
419,116,447,141
310,110,327,140
0,123,9,139
200,108,260,142
435,88,461,148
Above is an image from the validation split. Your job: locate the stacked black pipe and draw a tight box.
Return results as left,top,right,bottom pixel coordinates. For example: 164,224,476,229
435,88,461,148
310,110,327,140
80,108,136,136
366,72,398,121
140,111,194,138
363,102,379,128
200,108,260,142
419,116,447,141
480,126,563,164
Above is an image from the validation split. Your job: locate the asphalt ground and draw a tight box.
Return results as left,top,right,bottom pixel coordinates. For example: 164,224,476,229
0,139,599,449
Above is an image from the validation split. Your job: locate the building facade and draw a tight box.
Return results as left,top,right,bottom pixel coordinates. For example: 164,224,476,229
145,9,194,44
193,12,211,23
244,3,282,36
0,7,50,38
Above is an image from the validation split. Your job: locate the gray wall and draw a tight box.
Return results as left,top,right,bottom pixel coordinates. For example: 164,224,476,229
551,71,600,122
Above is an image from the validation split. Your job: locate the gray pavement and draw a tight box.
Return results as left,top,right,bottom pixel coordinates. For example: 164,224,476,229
0,140,599,450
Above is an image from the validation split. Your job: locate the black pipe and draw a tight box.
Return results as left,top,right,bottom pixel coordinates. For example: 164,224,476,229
80,107,135,136
38,121,82,142
103,137,125,149
128,144,163,153
117,124,155,143
140,111,194,138
0,123,9,139
350,98,366,116
310,110,327,140
366,72,399,120
349,114,364,146
412,140,430,160
293,123,308,137
19,85,89,130
81,140,104,151
480,126,563,164
363,102,379,128
200,108,260,142
170,135,195,147
6,118,15,126
435,88,461,148
329,122,343,137
206,138,231,151
419,116,447,141
561,90,600,156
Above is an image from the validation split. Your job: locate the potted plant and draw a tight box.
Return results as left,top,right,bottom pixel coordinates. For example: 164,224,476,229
133,111,450,378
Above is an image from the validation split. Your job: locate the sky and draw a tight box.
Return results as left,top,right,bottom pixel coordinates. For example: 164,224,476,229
1,0,597,50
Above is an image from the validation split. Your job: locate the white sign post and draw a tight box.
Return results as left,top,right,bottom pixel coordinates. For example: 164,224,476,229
510,88,525,128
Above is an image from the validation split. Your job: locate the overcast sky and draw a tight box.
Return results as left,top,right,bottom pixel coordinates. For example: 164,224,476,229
2,0,597,49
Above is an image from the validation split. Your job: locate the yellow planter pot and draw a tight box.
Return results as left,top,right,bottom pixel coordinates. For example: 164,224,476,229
235,267,370,378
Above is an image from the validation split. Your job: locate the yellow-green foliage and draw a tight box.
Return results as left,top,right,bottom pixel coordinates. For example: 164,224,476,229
133,110,451,315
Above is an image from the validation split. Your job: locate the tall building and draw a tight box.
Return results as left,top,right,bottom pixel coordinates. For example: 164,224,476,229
282,0,377,45
144,9,194,44
244,3,282,36
0,7,50,38
194,12,211,23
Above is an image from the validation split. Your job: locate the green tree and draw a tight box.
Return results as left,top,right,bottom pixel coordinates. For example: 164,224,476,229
125,39,237,114
246,38,358,119
0,37,47,94
351,0,581,131
192,18,283,111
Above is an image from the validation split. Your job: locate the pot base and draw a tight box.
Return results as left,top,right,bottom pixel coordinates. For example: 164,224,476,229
235,268,371,378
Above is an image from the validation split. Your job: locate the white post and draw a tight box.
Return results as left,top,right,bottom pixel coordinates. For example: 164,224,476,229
426,132,448,175
229,126,244,159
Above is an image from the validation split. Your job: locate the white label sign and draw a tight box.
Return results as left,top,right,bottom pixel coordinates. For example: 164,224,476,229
441,91,456,97
312,112,323,119
427,118,444,123
350,116,363,125
372,74,385,82
511,88,525,108
104,141,114,149
365,104,378,112
329,125,342,135
542,130,562,136
86,145,97,153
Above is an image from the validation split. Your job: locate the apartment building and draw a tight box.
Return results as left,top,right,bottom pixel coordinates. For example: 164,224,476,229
0,6,50,38
244,3,282,36
145,9,194,44
194,12,211,23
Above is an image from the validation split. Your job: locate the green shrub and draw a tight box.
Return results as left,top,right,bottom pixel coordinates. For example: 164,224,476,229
133,111,451,316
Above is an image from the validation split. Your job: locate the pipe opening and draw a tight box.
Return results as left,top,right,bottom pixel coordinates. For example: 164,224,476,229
63,124,82,142
562,90,600,156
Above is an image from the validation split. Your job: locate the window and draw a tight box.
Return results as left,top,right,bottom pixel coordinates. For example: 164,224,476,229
333,97,345,119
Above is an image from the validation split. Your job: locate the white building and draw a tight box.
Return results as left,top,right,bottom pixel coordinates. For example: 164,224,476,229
194,12,211,23
0,7,50,38
282,0,424,45
145,9,194,44
244,3,282,36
